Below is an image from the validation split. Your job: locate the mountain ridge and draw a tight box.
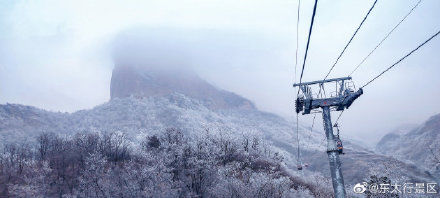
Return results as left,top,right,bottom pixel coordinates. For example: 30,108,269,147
376,113,440,176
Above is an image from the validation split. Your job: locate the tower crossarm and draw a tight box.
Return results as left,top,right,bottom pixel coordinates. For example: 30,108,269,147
294,77,363,115
293,76,352,87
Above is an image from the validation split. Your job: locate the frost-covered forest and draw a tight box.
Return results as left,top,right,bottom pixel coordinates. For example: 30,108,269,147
0,128,333,197
1,93,437,197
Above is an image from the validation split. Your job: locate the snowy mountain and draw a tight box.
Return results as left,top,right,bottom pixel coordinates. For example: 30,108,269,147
376,114,440,175
0,66,435,192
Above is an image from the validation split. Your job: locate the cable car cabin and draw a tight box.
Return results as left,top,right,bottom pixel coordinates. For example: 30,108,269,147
336,139,344,154
297,163,310,170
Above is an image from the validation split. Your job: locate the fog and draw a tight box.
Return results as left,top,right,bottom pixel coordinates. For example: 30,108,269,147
0,0,439,146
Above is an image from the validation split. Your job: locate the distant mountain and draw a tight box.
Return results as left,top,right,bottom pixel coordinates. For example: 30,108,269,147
0,104,67,144
376,114,440,175
0,66,435,190
375,124,416,155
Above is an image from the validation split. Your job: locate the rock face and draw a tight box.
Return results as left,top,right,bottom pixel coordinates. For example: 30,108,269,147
376,114,440,172
110,66,255,110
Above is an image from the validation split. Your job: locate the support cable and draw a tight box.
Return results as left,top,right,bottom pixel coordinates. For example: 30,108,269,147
294,0,301,83
323,0,378,80
334,110,344,127
361,29,440,88
296,114,300,164
311,114,317,137
297,0,319,95
294,0,302,167
349,0,422,76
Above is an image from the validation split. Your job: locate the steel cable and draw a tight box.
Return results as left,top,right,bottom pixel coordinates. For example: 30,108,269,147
349,0,423,76
362,29,440,88
324,0,378,80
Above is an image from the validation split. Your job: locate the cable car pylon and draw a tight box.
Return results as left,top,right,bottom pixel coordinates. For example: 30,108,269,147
293,76,363,198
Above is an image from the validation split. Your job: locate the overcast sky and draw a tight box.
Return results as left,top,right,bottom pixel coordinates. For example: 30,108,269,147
0,0,439,146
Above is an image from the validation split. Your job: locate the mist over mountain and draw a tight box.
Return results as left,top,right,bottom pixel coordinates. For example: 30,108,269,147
109,28,261,110
110,66,255,110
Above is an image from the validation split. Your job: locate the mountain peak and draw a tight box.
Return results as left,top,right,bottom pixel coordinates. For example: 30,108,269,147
110,66,255,110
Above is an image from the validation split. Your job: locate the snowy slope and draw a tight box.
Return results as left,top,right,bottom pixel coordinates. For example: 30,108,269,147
0,94,434,185
0,94,320,163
